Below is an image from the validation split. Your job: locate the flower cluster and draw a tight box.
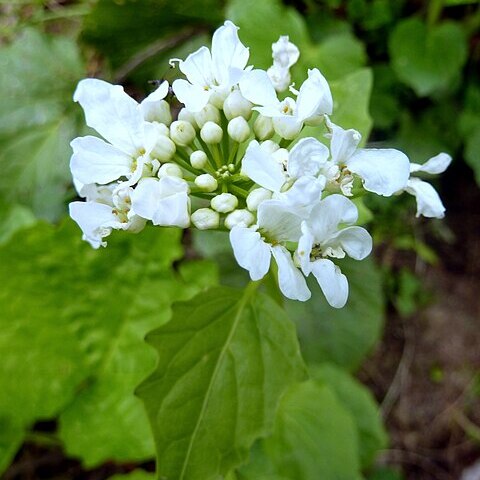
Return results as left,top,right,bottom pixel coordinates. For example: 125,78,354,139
69,21,451,308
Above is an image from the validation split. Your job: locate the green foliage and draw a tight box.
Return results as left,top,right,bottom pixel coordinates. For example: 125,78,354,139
310,364,388,468
82,0,223,73
0,220,217,470
108,471,155,480
0,28,84,220
137,285,306,480
287,258,385,371
389,18,467,97
0,417,24,474
237,380,363,480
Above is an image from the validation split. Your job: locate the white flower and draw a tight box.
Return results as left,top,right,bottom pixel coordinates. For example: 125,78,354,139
267,36,300,92
171,21,250,112
70,79,166,187
240,68,332,138
230,200,310,301
296,195,372,308
241,137,328,210
404,152,452,218
69,183,146,248
130,177,190,227
324,118,411,197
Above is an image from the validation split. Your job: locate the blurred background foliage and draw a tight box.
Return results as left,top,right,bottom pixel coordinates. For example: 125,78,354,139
0,0,479,479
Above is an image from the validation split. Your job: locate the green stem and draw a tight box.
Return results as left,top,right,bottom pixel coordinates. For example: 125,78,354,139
229,184,249,198
427,0,443,27
279,138,293,149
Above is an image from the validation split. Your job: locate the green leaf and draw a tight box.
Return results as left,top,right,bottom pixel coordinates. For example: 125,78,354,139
238,380,363,480
137,285,306,480
302,69,373,142
82,0,223,72
0,203,36,246
287,257,385,371
58,234,217,466
0,416,24,475
108,471,155,480
309,364,388,468
303,32,367,81
389,18,468,97
227,0,309,71
0,28,84,220
0,219,217,467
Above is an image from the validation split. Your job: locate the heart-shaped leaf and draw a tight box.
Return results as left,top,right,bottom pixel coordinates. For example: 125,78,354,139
389,18,467,97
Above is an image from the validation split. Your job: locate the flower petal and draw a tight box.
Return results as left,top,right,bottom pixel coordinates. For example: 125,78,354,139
141,80,169,104
279,176,324,214
346,148,410,196
211,21,249,87
73,78,144,154
271,245,311,301
70,136,133,185
257,199,303,242
310,258,349,308
241,140,285,192
239,69,279,108
328,226,372,260
287,137,329,178
410,152,452,175
131,177,190,227
405,177,446,218
172,78,211,112
296,221,315,274
326,118,361,165
69,201,117,249
308,194,358,241
229,226,271,281
296,68,333,121
178,46,214,87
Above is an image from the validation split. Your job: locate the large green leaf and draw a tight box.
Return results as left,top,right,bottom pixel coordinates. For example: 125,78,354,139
82,0,223,72
227,0,309,72
0,416,24,474
137,285,306,480
287,257,385,371
58,256,218,467
0,28,84,220
389,18,467,97
237,380,363,480
228,0,366,82
310,364,388,468
0,220,217,470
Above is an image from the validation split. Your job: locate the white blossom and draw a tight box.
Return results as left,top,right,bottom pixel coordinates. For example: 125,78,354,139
296,195,372,308
267,36,300,92
171,21,250,112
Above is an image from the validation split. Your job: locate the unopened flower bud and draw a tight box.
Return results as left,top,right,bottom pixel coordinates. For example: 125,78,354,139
158,163,183,178
260,140,280,154
151,135,176,162
178,108,198,129
170,120,196,146
253,115,274,140
211,193,238,213
191,208,219,230
153,122,170,137
223,90,253,120
227,117,250,143
209,88,229,109
143,99,172,125
273,116,302,140
190,150,208,169
195,173,218,192
195,104,220,128
224,209,255,229
200,121,223,144
246,188,273,211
